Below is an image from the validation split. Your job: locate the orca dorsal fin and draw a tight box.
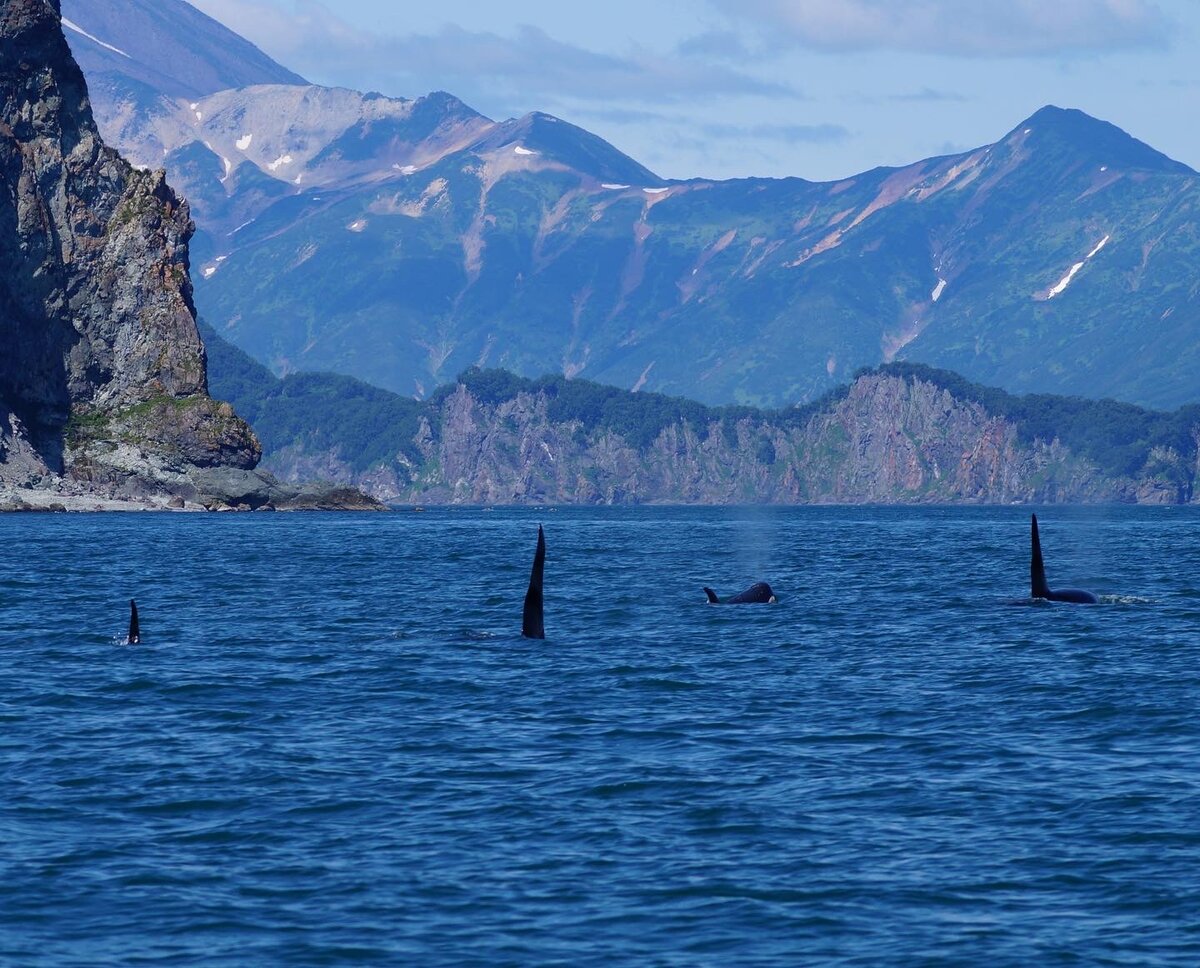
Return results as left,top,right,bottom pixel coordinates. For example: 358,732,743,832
703,587,721,604
1031,514,1051,599
128,599,140,645
521,525,546,639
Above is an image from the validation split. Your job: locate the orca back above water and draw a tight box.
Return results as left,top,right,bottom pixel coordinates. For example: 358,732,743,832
127,599,140,644
703,581,777,605
522,525,546,639
1031,514,1099,604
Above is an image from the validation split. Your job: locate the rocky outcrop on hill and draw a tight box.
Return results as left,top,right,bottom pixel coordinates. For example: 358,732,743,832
0,0,381,511
788,375,1191,505
251,370,1197,506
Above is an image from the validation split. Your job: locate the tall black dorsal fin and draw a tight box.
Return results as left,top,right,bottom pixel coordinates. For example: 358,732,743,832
128,599,140,645
522,525,546,639
1031,515,1051,599
703,587,721,604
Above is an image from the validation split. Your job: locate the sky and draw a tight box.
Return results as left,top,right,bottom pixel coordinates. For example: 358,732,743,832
187,0,1200,183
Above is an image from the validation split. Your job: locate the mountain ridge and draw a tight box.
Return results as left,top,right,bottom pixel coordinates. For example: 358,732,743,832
62,0,306,98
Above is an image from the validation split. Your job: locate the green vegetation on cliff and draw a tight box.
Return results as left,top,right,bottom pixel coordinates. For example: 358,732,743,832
200,320,424,469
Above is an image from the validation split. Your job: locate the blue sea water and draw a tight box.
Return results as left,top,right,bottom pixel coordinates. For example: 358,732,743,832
2,505,1200,966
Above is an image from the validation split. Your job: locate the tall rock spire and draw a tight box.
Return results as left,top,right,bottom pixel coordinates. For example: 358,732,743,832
0,0,262,499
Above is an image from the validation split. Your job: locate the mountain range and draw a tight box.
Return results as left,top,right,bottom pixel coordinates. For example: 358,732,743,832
63,0,1200,411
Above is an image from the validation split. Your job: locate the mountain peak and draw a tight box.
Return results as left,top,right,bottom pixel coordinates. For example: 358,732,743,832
1009,105,1193,175
481,110,664,186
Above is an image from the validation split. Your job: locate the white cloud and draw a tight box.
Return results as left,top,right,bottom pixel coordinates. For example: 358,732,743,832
190,0,796,106
379,24,795,101
712,0,1171,56
189,0,361,53
701,121,850,144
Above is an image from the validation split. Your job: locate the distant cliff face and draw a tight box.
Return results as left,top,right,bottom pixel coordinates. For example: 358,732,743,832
259,372,1197,506
0,0,260,499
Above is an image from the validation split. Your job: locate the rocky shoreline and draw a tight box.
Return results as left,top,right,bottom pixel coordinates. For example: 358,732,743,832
0,471,386,513
0,491,386,513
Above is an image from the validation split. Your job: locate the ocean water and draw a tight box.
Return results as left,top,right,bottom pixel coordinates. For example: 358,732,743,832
2,505,1199,966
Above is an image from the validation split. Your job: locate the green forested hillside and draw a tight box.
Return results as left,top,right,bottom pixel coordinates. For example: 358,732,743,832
202,321,1198,488
200,321,425,469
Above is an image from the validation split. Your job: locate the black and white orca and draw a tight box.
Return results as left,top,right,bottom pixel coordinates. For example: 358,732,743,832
127,599,140,644
522,526,546,639
1031,514,1099,604
703,581,777,605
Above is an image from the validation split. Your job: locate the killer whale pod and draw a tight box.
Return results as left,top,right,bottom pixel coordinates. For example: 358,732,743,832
522,525,546,639
703,581,777,605
1030,514,1099,604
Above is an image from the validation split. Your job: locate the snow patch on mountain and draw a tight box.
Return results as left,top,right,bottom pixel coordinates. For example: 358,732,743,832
61,17,129,58
632,361,655,393
1046,235,1110,299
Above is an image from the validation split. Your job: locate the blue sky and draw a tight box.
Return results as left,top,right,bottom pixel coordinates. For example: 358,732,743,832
188,0,1200,182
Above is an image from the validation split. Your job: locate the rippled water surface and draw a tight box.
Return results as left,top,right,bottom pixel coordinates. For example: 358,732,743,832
3,505,1200,965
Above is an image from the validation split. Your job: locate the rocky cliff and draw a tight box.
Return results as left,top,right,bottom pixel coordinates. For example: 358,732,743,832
0,0,379,510
248,369,1198,506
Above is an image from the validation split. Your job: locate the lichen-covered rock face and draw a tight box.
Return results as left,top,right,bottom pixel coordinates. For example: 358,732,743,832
400,375,1107,506
0,0,260,496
